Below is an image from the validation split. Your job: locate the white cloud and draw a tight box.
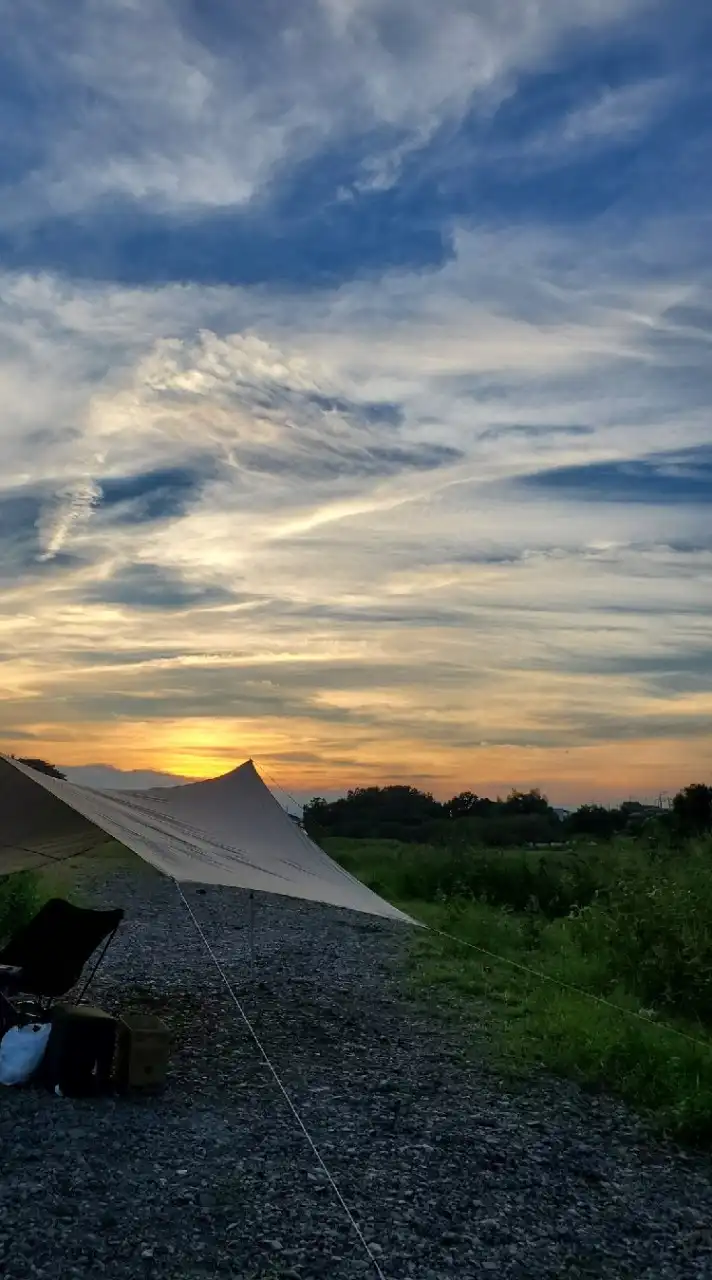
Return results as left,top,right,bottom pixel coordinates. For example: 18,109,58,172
0,0,652,224
0,200,710,794
1,219,709,529
558,78,674,147
508,77,677,165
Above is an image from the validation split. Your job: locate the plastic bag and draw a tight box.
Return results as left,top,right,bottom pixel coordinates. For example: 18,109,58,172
0,1022,52,1086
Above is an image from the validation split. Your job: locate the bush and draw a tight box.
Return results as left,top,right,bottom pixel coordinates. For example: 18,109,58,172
427,813,563,848
672,784,712,838
570,838,712,1020
0,871,44,946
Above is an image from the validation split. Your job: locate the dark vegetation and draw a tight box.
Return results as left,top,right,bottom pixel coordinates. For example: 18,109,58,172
10,756,66,780
0,759,67,941
310,781,712,1141
0,872,44,946
304,781,712,846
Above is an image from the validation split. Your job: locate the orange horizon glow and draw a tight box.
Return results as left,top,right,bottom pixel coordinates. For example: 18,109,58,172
6,717,710,807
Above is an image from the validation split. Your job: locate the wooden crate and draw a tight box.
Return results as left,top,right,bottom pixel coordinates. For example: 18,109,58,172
115,1013,171,1090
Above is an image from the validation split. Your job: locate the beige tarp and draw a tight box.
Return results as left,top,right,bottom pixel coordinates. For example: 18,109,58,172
0,755,416,926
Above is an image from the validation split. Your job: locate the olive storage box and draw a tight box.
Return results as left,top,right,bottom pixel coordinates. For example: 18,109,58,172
115,1013,170,1090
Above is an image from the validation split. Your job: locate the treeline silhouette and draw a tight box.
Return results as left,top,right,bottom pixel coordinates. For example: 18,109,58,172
8,756,712,846
304,783,712,846
12,757,66,780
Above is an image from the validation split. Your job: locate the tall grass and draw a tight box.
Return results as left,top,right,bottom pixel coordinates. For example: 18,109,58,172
571,839,712,1021
0,860,79,947
327,834,712,1143
0,871,46,946
326,835,622,916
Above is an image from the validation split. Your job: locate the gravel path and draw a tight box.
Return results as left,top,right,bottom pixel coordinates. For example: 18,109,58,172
2,867,712,1279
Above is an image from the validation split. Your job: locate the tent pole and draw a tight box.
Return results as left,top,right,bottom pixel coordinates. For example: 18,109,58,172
248,890,256,981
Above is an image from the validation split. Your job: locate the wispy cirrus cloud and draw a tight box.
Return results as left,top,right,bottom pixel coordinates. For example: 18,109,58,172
36,479,102,561
507,76,677,167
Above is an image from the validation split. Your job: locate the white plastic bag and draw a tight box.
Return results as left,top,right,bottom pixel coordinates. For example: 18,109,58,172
0,1022,52,1086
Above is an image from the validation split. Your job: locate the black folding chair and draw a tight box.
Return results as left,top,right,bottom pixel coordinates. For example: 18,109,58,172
0,899,124,1036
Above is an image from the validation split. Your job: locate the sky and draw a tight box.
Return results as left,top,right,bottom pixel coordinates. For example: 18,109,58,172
1,0,711,806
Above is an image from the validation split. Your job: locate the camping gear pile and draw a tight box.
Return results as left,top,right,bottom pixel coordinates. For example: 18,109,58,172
0,897,169,1095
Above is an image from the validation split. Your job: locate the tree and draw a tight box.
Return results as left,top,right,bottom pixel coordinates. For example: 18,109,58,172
563,804,623,841
502,788,553,818
672,784,712,837
302,785,442,841
302,797,330,833
444,791,495,819
16,757,66,780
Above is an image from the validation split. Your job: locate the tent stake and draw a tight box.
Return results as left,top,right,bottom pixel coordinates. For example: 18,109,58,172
248,890,256,981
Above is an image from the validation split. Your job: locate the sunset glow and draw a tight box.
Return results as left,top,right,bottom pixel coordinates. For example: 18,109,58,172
1,3,710,805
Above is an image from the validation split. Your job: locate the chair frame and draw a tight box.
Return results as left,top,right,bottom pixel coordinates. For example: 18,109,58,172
0,902,123,1037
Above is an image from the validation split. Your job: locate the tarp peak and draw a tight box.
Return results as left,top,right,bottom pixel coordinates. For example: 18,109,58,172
0,755,416,926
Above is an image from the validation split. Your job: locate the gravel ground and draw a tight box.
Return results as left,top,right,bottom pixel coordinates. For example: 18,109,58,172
2,867,712,1279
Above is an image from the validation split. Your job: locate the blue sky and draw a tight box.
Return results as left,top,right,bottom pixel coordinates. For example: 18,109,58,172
1,0,711,803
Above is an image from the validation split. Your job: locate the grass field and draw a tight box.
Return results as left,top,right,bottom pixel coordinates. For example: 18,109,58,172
0,842,151,943
326,835,712,1144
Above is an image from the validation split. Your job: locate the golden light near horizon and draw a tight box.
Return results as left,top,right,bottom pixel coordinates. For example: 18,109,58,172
2,517,711,804
6,704,711,807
